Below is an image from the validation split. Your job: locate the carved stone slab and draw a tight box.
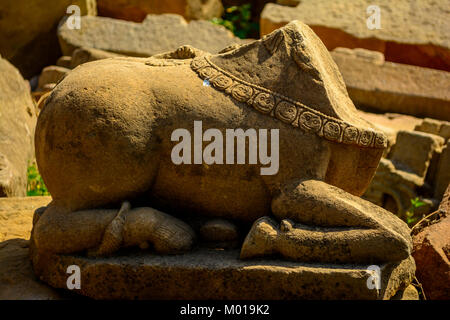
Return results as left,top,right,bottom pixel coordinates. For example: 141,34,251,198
30,243,415,300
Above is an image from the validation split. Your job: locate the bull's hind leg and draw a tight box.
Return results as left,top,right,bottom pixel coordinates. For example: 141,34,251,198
240,179,412,264
33,202,195,256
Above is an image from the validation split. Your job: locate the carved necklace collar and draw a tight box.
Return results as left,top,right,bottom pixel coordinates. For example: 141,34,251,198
190,55,387,149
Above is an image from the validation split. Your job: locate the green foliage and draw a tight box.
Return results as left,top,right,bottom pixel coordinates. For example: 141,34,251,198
406,197,426,226
211,4,259,39
27,162,49,196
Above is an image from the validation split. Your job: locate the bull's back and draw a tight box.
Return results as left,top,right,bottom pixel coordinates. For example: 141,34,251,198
36,58,274,216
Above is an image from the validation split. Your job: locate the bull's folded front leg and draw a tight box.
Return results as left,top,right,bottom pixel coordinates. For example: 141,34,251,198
33,202,195,256
240,179,412,264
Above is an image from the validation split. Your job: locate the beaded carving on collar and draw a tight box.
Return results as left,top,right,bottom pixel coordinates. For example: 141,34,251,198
190,55,387,149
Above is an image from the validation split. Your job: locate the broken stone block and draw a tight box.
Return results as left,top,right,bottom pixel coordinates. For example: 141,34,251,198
37,65,70,91
389,131,444,179
434,141,450,200
440,124,450,142
70,47,124,68
359,111,423,155
412,186,450,300
415,118,450,142
261,0,450,71
58,14,244,57
330,48,450,121
276,0,301,6
415,118,443,136
364,129,445,220
364,158,421,219
0,0,97,78
56,56,72,69
0,57,37,197
97,0,223,22
334,47,385,65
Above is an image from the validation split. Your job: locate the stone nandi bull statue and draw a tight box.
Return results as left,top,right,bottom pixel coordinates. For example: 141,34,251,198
32,21,411,266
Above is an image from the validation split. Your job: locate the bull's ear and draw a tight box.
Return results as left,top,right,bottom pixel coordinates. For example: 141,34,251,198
261,29,286,55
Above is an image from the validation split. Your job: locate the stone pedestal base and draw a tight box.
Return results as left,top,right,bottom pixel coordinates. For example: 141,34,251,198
30,240,415,300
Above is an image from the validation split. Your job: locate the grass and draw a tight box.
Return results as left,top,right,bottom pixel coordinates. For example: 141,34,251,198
27,161,50,196
405,197,426,227
211,4,259,39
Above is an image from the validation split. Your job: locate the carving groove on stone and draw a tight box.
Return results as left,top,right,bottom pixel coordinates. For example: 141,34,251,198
191,55,387,149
